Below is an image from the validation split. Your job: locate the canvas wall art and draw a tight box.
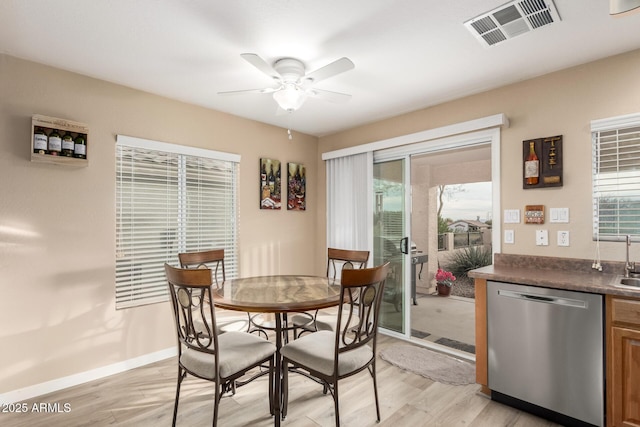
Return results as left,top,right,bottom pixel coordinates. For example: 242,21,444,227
287,162,306,211
260,158,281,209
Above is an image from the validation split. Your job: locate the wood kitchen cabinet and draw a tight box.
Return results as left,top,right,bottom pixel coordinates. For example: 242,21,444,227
469,255,640,426
474,278,489,394
606,295,640,427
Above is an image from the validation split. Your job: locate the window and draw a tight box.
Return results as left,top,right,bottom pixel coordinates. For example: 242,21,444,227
115,135,240,309
592,112,640,241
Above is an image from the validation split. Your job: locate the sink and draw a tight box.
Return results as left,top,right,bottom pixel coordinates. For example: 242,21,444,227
611,275,640,289
620,278,640,287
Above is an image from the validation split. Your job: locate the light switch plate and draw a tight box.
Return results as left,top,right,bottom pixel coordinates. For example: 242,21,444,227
504,209,520,224
559,208,569,223
549,208,569,223
536,229,549,246
504,229,515,244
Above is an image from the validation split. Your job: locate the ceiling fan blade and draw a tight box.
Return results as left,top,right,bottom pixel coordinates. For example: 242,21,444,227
217,87,278,95
304,57,354,84
240,53,281,80
307,88,352,103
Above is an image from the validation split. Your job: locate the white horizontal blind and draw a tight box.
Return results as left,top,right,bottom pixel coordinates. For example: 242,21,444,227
116,137,239,309
592,113,640,241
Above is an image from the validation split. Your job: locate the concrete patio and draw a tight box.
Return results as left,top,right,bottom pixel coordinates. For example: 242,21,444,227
410,293,475,354
378,291,476,357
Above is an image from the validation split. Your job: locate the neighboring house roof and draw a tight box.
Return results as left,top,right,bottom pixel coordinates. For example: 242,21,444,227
449,220,489,229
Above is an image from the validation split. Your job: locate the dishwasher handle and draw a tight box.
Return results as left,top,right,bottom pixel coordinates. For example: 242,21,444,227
520,294,555,303
497,289,588,309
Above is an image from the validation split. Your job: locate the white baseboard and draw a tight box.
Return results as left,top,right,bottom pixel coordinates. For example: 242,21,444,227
0,347,177,405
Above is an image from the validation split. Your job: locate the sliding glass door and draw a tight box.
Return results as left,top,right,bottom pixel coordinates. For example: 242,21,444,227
373,158,409,334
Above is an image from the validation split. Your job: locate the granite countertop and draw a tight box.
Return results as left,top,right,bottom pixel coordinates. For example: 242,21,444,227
469,253,640,298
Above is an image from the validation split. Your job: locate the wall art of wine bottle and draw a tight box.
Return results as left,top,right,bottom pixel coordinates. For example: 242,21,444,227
259,158,281,210
31,115,89,167
522,135,562,189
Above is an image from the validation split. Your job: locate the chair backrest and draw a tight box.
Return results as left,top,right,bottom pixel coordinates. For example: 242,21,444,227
178,249,226,289
164,263,219,358
326,248,370,280
335,262,390,356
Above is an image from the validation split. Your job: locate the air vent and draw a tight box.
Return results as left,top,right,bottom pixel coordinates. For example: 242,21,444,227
464,0,561,47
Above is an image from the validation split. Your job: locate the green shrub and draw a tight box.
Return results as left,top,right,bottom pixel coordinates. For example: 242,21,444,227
446,246,492,279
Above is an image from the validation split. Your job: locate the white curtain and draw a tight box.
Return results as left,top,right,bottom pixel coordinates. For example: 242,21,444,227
326,152,373,258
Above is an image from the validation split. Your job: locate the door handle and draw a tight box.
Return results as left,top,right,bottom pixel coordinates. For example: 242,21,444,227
400,237,409,254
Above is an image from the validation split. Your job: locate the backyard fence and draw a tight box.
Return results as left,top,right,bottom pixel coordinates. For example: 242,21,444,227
438,231,484,251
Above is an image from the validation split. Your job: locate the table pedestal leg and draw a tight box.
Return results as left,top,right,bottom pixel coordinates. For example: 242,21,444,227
274,314,283,427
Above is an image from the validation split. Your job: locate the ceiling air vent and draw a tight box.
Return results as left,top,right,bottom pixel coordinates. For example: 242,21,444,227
464,0,561,47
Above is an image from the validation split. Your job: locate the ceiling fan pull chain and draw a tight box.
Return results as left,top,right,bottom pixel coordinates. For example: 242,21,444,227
286,114,293,140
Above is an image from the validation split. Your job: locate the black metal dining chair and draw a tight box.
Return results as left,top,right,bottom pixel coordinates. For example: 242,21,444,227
291,248,370,338
164,263,277,426
178,249,251,334
280,262,390,426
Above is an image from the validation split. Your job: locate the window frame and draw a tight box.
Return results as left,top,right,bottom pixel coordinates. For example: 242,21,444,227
115,135,240,309
591,112,640,242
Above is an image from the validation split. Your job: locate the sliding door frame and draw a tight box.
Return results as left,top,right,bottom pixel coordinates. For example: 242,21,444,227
323,114,507,348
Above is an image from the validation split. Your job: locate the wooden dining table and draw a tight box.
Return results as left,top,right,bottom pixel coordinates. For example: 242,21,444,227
212,275,341,426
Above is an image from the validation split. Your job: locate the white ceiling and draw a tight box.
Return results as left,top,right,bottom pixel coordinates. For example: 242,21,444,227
1,1,640,137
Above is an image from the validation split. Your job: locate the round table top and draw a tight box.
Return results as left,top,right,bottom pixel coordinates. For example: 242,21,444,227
213,275,341,313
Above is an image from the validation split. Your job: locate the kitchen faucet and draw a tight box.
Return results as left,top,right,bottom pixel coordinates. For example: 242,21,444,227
625,235,636,278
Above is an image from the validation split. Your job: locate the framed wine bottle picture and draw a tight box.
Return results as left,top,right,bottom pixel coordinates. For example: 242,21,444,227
259,158,281,209
287,162,306,211
31,114,89,167
522,135,563,189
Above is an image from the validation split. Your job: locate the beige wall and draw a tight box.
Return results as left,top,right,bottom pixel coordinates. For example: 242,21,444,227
318,48,640,265
0,55,320,395
4,47,640,398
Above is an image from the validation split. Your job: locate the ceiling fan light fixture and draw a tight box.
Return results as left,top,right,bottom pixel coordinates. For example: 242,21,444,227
273,85,307,112
610,0,640,15
219,53,354,113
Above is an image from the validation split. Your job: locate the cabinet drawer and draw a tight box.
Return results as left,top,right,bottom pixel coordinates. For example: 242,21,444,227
610,297,640,327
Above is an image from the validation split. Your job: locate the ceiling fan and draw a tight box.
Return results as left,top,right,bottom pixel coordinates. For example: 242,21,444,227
218,53,355,113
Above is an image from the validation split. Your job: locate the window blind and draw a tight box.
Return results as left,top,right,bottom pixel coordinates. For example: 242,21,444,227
592,113,640,241
326,152,373,262
116,136,239,309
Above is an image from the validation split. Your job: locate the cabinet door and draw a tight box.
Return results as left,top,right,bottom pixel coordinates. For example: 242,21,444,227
610,326,640,427
474,278,488,393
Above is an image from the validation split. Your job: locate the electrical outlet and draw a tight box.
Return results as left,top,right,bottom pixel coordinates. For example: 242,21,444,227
536,229,549,246
557,231,570,246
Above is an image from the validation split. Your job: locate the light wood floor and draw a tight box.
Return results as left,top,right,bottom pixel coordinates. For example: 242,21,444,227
1,335,559,427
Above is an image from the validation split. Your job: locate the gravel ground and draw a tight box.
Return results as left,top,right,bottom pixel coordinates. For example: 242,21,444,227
450,275,475,298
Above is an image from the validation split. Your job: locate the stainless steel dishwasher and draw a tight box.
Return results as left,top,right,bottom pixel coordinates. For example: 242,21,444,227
487,281,604,427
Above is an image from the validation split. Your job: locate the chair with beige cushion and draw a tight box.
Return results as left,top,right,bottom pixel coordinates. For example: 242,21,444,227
178,249,250,334
280,262,389,426
291,248,370,337
164,263,276,426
